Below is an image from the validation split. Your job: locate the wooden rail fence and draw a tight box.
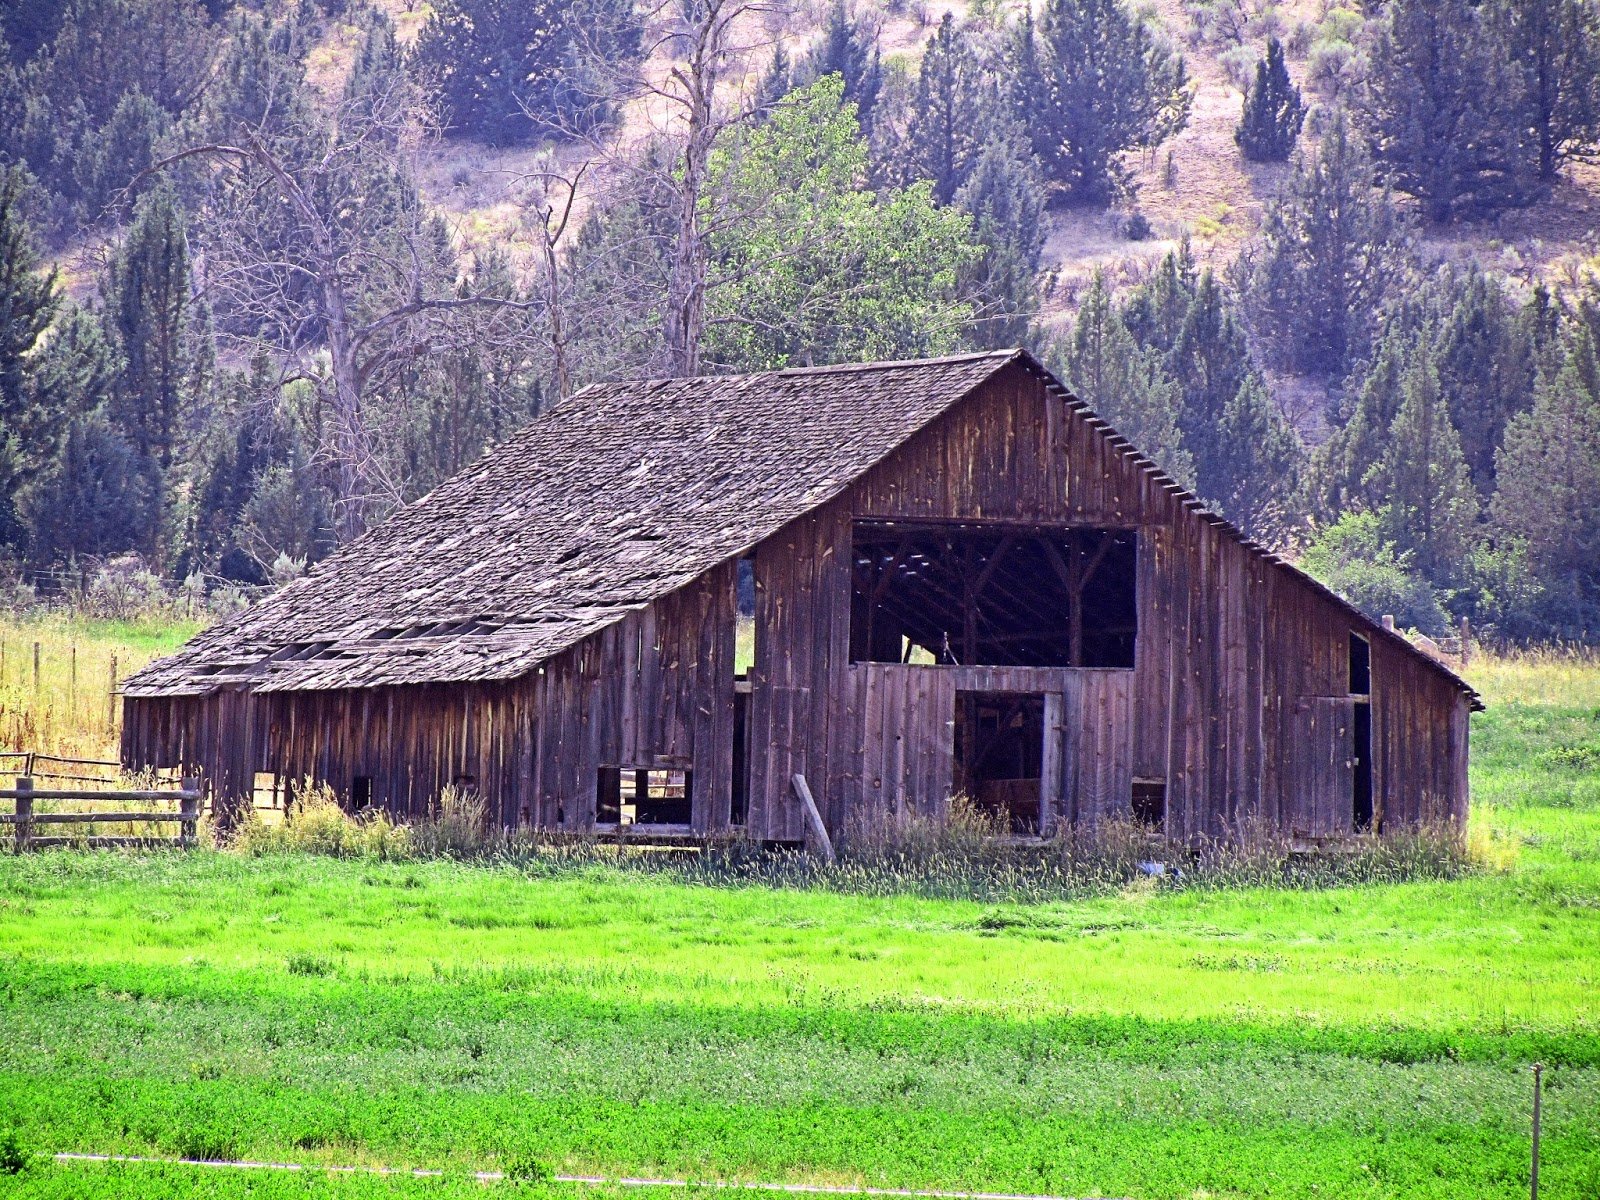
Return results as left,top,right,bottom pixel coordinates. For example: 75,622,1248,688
2,774,201,852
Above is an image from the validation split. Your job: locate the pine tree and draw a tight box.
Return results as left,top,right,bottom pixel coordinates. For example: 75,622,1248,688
954,141,1044,350
892,13,991,204
1241,113,1405,379
1235,37,1305,163
1497,0,1600,184
1014,0,1191,203
0,167,58,432
412,0,642,144
104,187,203,473
1369,355,1480,586
1056,273,1193,487
1491,338,1600,635
795,1,883,140
1366,0,1537,221
1431,269,1536,499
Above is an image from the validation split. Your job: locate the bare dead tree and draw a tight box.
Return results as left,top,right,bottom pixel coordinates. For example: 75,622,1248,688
143,61,539,541
560,0,791,379
512,159,592,402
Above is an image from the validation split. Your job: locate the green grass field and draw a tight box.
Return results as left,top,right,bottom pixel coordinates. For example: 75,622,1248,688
1,651,1598,1199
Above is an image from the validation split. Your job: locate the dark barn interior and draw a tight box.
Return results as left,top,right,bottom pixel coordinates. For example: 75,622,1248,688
121,350,1478,845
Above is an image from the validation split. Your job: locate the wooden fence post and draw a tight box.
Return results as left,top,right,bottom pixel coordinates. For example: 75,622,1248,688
14,776,32,854
107,654,119,731
69,644,77,718
32,641,40,695
180,777,199,849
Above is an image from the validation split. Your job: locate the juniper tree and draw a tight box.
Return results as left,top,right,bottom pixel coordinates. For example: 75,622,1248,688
1431,268,1538,499
954,141,1045,349
1370,355,1480,587
1366,0,1537,221
891,13,992,204
1235,37,1305,163
1013,0,1191,203
1491,337,1600,635
103,187,205,473
0,167,57,431
411,0,642,144
795,1,883,141
1498,0,1600,184
1055,273,1193,489
1241,113,1405,379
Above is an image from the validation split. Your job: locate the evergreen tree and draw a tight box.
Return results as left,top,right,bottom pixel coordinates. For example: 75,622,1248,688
1013,0,1190,203
795,1,883,141
411,0,642,144
1208,374,1303,538
954,141,1044,349
1498,0,1600,184
1369,355,1480,586
104,187,203,472
1431,268,1536,499
9,302,121,554
1241,113,1404,379
1121,238,1199,352
1055,273,1193,487
1235,37,1305,163
0,167,58,433
1491,339,1600,635
892,13,991,204
1121,249,1301,539
1307,324,1409,522
1365,0,1536,221
24,407,158,567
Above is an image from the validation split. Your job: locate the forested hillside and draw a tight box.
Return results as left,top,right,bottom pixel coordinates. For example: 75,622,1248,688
2,0,1599,640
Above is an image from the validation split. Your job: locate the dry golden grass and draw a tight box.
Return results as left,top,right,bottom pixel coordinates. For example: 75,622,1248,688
0,612,204,763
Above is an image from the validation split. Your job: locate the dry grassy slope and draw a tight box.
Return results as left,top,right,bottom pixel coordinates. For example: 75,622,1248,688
359,1,1600,336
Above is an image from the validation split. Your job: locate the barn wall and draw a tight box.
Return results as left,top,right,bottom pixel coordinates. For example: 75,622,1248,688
124,560,738,832
742,361,1470,840
125,363,1470,840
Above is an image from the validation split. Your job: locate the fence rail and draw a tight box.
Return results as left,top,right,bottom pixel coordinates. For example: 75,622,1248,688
1,775,201,852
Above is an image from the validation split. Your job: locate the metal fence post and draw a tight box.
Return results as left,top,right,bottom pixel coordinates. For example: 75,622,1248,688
14,776,32,854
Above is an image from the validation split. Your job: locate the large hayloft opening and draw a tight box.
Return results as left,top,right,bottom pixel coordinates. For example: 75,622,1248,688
849,522,1137,668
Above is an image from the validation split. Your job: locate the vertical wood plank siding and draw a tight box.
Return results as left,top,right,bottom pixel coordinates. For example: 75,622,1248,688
123,363,1469,839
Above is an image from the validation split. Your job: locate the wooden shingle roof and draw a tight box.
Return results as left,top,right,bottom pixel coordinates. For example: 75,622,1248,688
124,350,1021,697
126,347,1478,708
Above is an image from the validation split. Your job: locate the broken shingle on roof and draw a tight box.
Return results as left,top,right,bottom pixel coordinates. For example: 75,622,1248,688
124,350,1021,697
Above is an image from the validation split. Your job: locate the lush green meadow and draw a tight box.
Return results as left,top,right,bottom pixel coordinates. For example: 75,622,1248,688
2,651,1598,1199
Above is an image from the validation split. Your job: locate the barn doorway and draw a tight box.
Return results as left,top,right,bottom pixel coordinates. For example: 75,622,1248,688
953,691,1046,835
1349,633,1374,832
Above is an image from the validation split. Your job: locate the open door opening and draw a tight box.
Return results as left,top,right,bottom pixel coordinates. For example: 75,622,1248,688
1349,632,1374,833
954,691,1045,835
1352,702,1374,832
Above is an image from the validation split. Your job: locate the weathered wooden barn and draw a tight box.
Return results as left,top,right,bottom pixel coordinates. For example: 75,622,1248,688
122,350,1478,841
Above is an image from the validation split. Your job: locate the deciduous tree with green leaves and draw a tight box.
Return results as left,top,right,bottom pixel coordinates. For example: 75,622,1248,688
702,77,979,371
